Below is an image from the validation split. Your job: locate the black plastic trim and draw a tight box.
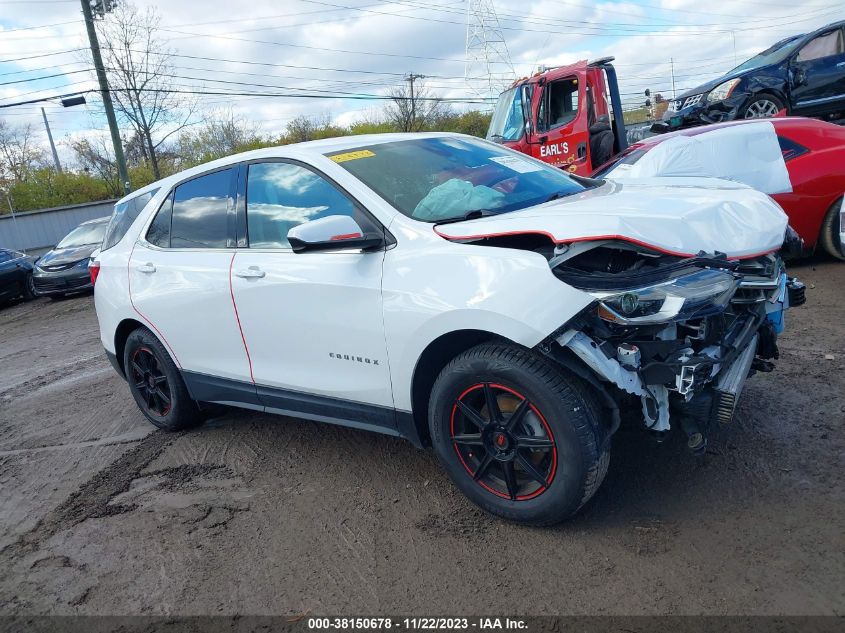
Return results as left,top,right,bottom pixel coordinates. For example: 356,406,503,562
105,349,123,378
180,370,423,445
183,370,261,407
256,383,397,433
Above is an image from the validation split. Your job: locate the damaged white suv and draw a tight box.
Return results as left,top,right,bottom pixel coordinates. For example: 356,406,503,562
93,133,804,525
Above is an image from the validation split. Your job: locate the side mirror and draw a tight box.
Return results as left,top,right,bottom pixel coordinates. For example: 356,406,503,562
287,215,383,254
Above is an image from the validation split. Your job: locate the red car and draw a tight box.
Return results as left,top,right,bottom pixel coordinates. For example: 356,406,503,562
594,117,845,260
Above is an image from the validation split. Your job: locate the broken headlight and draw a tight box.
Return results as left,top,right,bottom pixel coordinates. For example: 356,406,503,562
593,268,739,325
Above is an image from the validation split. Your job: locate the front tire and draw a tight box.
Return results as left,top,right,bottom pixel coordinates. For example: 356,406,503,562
743,93,784,119
123,327,203,431
819,196,844,261
428,343,609,526
22,274,36,300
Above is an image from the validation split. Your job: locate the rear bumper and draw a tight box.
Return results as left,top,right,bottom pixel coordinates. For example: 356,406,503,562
32,268,92,296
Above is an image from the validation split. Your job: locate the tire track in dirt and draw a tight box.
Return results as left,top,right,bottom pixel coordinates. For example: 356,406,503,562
0,430,179,560
0,354,103,402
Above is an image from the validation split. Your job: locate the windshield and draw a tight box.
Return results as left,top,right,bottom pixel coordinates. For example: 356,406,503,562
487,87,526,142
728,35,803,74
57,222,107,249
327,137,588,223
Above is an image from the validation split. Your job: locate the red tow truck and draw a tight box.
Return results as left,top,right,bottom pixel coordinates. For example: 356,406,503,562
486,57,629,176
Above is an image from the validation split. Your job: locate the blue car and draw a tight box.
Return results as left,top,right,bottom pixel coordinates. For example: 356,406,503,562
660,20,845,130
0,248,36,305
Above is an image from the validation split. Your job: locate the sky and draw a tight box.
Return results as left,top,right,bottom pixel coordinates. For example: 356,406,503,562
0,0,842,167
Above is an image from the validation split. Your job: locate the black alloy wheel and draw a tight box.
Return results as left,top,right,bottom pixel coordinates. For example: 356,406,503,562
450,382,557,501
123,327,203,431
129,346,172,418
429,343,610,525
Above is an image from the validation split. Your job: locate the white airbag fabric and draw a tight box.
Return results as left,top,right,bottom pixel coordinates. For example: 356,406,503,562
413,178,504,220
612,121,792,195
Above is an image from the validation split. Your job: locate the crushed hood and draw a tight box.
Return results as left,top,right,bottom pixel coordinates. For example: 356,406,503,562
434,178,788,259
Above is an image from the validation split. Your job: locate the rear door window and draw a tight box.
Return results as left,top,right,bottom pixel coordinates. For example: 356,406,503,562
171,169,234,249
796,29,844,62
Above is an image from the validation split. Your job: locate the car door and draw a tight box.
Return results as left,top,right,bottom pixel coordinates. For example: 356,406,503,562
129,167,256,395
532,76,590,174
0,249,21,301
790,27,845,115
229,159,394,426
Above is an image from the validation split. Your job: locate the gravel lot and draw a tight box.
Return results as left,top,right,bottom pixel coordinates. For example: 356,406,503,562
0,257,842,616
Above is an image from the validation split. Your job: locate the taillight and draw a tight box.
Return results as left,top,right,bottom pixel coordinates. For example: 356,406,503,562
89,261,101,285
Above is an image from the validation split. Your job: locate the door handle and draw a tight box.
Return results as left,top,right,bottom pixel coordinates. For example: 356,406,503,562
837,61,845,67
235,266,265,279
137,263,156,274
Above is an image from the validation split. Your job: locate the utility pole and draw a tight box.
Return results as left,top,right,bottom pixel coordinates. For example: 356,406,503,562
80,0,131,195
670,57,676,100
40,107,62,173
406,73,425,131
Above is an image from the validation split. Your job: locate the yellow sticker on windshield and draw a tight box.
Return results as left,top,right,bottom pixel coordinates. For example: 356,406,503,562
330,149,375,163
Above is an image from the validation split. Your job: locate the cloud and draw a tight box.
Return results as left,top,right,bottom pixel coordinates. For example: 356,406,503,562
0,0,841,165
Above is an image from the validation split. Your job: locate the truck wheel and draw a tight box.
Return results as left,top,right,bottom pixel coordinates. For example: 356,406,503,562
123,327,203,431
428,343,609,526
743,93,784,118
819,197,845,261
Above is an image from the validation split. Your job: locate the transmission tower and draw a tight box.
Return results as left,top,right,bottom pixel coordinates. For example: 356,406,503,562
464,0,516,105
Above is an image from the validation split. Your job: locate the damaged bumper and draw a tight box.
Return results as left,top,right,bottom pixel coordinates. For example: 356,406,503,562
541,246,805,452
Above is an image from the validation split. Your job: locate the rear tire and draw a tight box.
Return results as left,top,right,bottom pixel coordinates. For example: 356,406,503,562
428,343,609,526
819,197,844,261
123,327,203,431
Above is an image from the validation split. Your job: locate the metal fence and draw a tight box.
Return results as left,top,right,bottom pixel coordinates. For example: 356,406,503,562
0,199,117,254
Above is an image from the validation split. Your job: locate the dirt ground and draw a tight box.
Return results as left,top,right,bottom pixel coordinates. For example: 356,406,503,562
0,258,842,617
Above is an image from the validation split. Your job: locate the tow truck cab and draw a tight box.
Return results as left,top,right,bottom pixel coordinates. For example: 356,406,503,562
486,58,628,176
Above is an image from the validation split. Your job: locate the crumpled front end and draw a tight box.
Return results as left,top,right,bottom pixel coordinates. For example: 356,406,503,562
538,240,805,453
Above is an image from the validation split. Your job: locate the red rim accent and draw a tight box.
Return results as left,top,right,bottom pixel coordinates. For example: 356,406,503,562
449,383,558,501
129,346,172,417
433,227,778,261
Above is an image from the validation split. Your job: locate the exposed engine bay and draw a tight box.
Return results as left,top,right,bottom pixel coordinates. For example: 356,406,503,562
534,239,806,453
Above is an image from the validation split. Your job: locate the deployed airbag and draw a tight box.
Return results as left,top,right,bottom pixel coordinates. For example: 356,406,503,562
412,178,504,221
611,121,792,195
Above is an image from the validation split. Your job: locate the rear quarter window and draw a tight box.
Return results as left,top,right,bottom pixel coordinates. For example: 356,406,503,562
102,189,159,251
777,136,809,161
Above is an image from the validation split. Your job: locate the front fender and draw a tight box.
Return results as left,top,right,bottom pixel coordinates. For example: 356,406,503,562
382,238,592,410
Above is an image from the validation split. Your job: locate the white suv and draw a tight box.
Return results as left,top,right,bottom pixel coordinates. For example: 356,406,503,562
93,133,801,525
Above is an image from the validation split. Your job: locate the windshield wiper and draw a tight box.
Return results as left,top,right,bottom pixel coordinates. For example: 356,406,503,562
434,209,501,225
543,190,576,203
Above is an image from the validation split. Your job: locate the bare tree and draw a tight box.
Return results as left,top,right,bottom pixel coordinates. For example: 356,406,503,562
174,109,261,166
0,120,45,183
68,135,122,196
283,113,342,143
96,1,195,179
383,81,447,132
